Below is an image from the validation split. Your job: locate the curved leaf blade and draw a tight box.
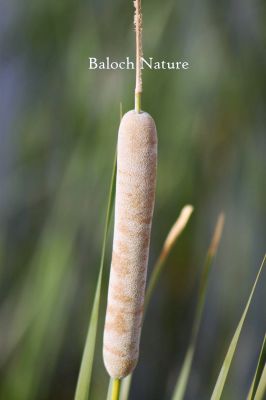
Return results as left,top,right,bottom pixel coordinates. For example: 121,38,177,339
254,364,266,400
172,214,225,400
210,254,266,400
74,149,117,400
247,334,266,400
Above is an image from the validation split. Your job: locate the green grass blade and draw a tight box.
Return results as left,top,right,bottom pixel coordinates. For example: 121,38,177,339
172,214,225,400
254,364,266,400
120,205,194,400
106,378,113,400
247,334,266,400
120,375,132,400
210,254,266,400
74,150,117,400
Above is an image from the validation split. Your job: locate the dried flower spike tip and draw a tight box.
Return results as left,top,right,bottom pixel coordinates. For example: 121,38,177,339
134,0,143,97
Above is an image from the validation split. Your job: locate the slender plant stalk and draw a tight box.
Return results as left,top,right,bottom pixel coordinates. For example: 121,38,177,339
111,379,121,400
135,92,141,113
247,334,266,400
145,205,194,310
74,124,118,400
134,0,142,112
210,254,266,400
120,375,132,400
254,364,266,400
172,214,225,400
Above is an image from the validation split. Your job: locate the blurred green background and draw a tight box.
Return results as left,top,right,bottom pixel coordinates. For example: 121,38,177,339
0,0,265,399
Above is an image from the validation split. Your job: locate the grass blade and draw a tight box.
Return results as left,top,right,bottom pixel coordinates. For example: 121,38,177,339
210,254,266,400
74,149,117,400
106,378,113,400
172,213,225,400
254,363,266,400
145,205,194,309
120,205,194,400
247,334,266,400
120,375,132,400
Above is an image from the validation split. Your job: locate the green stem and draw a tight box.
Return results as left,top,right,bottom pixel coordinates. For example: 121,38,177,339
135,92,141,113
112,379,121,400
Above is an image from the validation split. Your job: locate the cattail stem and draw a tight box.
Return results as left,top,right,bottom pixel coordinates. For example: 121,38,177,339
135,92,141,113
111,378,121,400
134,0,143,112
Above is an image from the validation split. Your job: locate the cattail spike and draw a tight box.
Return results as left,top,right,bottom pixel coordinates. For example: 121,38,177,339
103,110,157,378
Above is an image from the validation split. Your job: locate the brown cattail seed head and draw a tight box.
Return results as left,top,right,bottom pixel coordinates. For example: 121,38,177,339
103,110,157,378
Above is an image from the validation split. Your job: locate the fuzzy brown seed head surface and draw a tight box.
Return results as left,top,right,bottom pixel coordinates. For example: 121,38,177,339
103,110,157,378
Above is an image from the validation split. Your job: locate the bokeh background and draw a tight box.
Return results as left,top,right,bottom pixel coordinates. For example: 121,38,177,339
0,0,265,399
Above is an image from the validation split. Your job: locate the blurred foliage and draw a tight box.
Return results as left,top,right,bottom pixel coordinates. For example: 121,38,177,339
0,0,265,399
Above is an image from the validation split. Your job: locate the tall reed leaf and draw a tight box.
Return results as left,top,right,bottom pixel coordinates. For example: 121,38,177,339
247,334,266,400
254,363,266,400
172,213,225,400
74,150,117,400
145,205,194,310
120,205,194,400
210,254,266,400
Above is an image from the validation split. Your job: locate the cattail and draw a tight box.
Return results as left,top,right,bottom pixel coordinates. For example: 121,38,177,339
103,110,157,378
103,0,157,380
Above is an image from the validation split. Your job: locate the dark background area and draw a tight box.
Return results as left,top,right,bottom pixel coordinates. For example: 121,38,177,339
0,0,265,399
